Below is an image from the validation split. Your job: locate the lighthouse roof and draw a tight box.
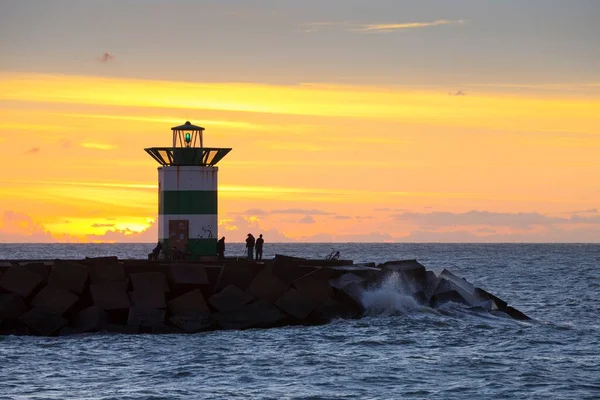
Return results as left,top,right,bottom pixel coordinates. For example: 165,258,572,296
171,121,205,131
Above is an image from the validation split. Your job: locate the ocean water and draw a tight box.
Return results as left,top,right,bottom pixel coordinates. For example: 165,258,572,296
1,243,599,399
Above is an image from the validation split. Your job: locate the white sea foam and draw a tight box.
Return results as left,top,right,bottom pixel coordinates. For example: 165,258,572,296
360,272,421,316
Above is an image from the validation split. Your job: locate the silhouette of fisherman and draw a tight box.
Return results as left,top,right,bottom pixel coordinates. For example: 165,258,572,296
217,236,225,260
149,241,162,261
255,234,264,260
246,233,255,260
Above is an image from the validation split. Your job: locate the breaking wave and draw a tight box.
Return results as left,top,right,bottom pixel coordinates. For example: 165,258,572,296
360,272,421,316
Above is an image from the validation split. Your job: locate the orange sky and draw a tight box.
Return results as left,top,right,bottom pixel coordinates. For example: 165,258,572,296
1,1,599,242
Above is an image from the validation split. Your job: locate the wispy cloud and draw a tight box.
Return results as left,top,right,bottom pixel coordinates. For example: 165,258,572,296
25,147,40,154
80,142,116,150
303,19,466,34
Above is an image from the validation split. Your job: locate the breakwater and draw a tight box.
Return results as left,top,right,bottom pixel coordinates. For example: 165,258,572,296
0,255,529,336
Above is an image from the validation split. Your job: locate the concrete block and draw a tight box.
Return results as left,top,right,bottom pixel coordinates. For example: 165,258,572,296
208,285,254,313
127,306,165,327
129,290,166,309
247,269,289,303
168,263,209,286
275,288,321,320
48,261,89,295
215,299,286,330
168,289,210,315
214,261,262,292
0,327,31,336
505,306,531,321
87,263,126,284
474,287,508,310
329,273,365,290
105,324,140,334
0,293,28,320
430,290,470,307
293,268,334,303
91,282,130,310
21,262,50,281
438,269,475,304
271,255,316,284
311,298,352,321
0,266,43,298
32,286,79,315
381,260,427,290
170,314,215,333
130,272,169,293
73,306,106,333
19,307,67,336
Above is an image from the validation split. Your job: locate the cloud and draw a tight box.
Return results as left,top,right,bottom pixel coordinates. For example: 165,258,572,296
272,208,333,215
218,215,292,242
333,215,352,220
80,142,116,150
303,19,466,34
392,210,600,229
86,220,158,243
98,52,115,63
449,90,466,96
0,211,78,243
300,231,395,242
26,147,40,154
299,215,315,224
91,223,116,228
243,208,268,216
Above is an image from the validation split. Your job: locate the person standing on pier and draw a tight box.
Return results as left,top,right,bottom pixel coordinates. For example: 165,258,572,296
217,236,225,260
255,234,264,260
246,233,255,260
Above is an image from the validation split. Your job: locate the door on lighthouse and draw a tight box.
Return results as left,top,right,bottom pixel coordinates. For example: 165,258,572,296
169,219,189,252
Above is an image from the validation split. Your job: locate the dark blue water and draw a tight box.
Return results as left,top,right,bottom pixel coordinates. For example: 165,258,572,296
1,243,599,399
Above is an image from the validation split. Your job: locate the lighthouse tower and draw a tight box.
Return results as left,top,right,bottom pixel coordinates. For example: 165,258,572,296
145,121,231,258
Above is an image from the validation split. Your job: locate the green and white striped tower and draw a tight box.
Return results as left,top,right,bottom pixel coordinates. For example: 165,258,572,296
145,121,231,258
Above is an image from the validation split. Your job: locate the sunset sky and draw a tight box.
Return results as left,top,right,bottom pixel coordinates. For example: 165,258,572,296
1,0,599,243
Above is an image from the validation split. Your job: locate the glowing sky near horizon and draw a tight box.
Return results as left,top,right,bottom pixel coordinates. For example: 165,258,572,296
0,0,599,243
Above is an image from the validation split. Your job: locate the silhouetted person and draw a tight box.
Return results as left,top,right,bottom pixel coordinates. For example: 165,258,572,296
217,236,225,260
246,233,255,260
255,234,264,260
149,241,162,260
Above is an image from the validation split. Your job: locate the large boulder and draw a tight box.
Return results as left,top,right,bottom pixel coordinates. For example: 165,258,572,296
73,306,106,333
214,261,262,292
0,293,28,320
167,263,209,286
380,260,427,291
293,268,334,303
275,287,323,320
215,299,286,330
129,272,169,293
170,314,215,333
127,306,165,328
270,255,316,284
0,266,43,298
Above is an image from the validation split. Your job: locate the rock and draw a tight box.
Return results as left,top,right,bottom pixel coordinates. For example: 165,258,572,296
215,299,286,330
127,307,165,328
73,306,106,333
19,307,67,336
130,272,169,293
105,324,140,334
311,298,352,321
275,288,321,320
0,266,43,298
48,261,89,295
247,269,289,303
168,263,209,286
208,285,254,313
168,289,210,315
0,293,28,320
32,286,79,315
91,282,130,310
129,290,166,309
328,273,365,290
0,327,30,336
170,314,215,333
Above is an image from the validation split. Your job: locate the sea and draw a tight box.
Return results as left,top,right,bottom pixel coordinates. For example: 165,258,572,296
0,243,599,399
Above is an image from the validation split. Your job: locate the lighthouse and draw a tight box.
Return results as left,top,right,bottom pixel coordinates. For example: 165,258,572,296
145,121,231,258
